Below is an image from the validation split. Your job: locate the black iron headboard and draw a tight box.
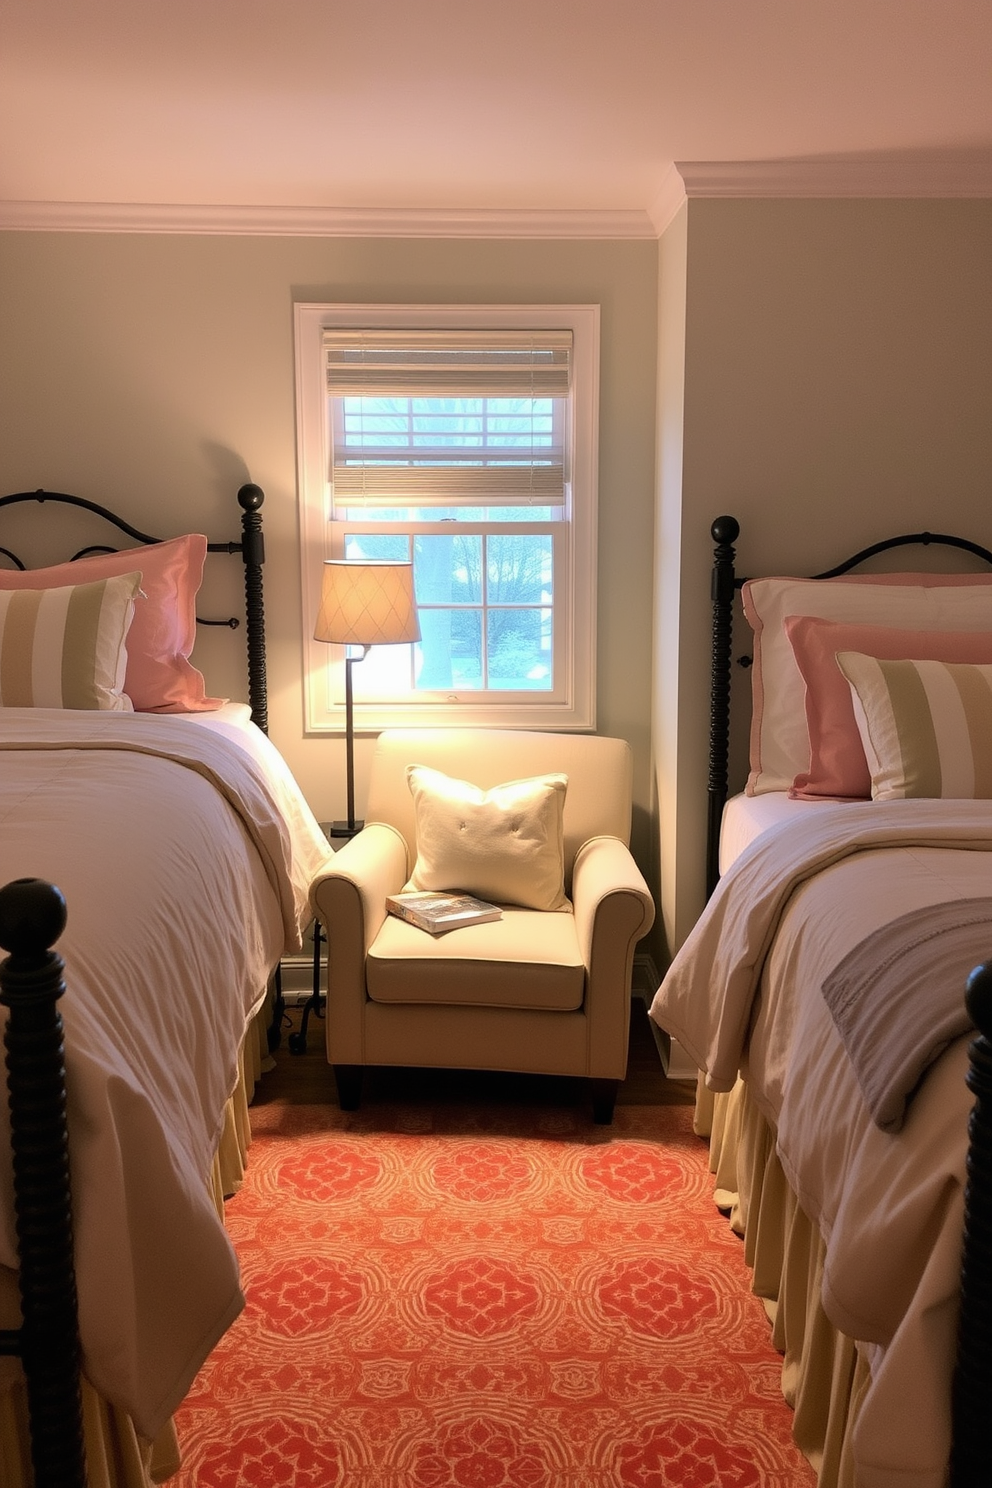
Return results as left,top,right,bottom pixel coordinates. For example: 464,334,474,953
0,483,269,732
706,516,992,898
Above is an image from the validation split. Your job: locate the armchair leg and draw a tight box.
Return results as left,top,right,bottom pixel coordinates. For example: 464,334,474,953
334,1064,364,1111
590,1078,619,1125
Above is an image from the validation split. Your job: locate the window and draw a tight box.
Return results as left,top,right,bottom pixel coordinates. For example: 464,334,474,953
295,303,599,731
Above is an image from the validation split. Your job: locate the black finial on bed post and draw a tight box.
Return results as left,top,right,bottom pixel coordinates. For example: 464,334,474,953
0,878,87,1488
707,517,739,898
238,484,269,734
951,963,992,1487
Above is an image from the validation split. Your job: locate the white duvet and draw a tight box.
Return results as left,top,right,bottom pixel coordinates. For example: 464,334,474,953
0,708,333,1439
650,798,992,1488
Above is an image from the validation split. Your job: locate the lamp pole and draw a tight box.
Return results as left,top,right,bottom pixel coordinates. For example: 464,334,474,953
333,645,368,845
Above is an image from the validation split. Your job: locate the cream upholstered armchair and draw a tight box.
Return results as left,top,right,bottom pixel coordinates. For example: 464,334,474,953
308,728,655,1123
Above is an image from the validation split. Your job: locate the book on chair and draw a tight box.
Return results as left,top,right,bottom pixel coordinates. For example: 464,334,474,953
385,892,503,935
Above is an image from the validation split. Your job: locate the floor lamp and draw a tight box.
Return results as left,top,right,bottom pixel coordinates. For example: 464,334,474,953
313,559,420,839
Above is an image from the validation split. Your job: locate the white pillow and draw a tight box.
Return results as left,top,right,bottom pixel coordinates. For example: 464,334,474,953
405,764,568,910
741,575,992,794
0,572,140,710
837,651,992,800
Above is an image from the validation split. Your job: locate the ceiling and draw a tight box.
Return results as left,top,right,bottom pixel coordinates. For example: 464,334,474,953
3,0,992,236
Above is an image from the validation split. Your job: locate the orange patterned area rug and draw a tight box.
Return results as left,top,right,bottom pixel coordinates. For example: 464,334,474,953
173,1098,815,1487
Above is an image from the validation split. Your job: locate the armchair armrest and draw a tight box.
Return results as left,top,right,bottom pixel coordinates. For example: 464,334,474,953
572,835,655,957
309,821,409,951
571,835,656,1078
308,822,409,1062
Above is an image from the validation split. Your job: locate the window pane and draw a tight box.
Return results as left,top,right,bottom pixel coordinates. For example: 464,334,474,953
484,506,556,523
414,533,482,604
417,608,482,691
340,396,555,464
487,608,553,691
344,532,410,562
342,400,410,449
352,642,415,694
487,533,552,605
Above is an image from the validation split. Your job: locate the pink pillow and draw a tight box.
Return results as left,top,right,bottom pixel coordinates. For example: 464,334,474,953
0,535,224,712
786,615,992,799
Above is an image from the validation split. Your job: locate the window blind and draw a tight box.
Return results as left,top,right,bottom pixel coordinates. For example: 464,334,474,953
324,328,572,507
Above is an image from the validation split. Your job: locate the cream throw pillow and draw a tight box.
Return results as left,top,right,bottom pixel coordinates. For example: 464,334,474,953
405,764,569,910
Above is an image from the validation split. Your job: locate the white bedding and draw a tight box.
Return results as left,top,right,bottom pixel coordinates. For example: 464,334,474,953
718,789,819,873
650,798,992,1488
0,708,333,1439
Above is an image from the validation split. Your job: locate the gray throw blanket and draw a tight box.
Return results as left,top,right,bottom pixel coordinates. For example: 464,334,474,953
821,897,992,1132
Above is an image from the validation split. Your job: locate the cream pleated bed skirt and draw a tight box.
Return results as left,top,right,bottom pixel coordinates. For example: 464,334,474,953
698,1077,872,1488
0,1001,273,1488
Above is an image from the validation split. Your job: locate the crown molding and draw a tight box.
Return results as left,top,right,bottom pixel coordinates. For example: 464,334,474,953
673,158,992,200
0,198,657,239
4,160,989,241
647,164,689,236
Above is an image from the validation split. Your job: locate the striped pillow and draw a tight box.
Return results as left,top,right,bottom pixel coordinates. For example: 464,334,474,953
836,651,992,799
0,572,141,710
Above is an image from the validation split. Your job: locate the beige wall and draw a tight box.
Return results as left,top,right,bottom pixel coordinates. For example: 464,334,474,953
0,230,659,890
656,197,992,956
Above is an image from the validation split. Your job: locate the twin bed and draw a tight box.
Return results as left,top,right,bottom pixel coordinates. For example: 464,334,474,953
0,487,332,1486
651,517,992,1488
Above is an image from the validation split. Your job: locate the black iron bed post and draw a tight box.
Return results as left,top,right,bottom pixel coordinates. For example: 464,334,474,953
236,482,286,1045
707,516,740,899
0,878,86,1488
951,962,992,1488
238,483,269,735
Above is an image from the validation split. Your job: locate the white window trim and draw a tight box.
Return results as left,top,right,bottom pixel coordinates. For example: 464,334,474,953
295,302,599,733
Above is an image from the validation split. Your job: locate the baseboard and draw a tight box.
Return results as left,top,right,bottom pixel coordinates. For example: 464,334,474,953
631,950,660,1004
278,953,317,1004
632,952,698,1083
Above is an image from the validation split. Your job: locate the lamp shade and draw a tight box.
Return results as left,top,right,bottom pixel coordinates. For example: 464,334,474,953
314,560,420,647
